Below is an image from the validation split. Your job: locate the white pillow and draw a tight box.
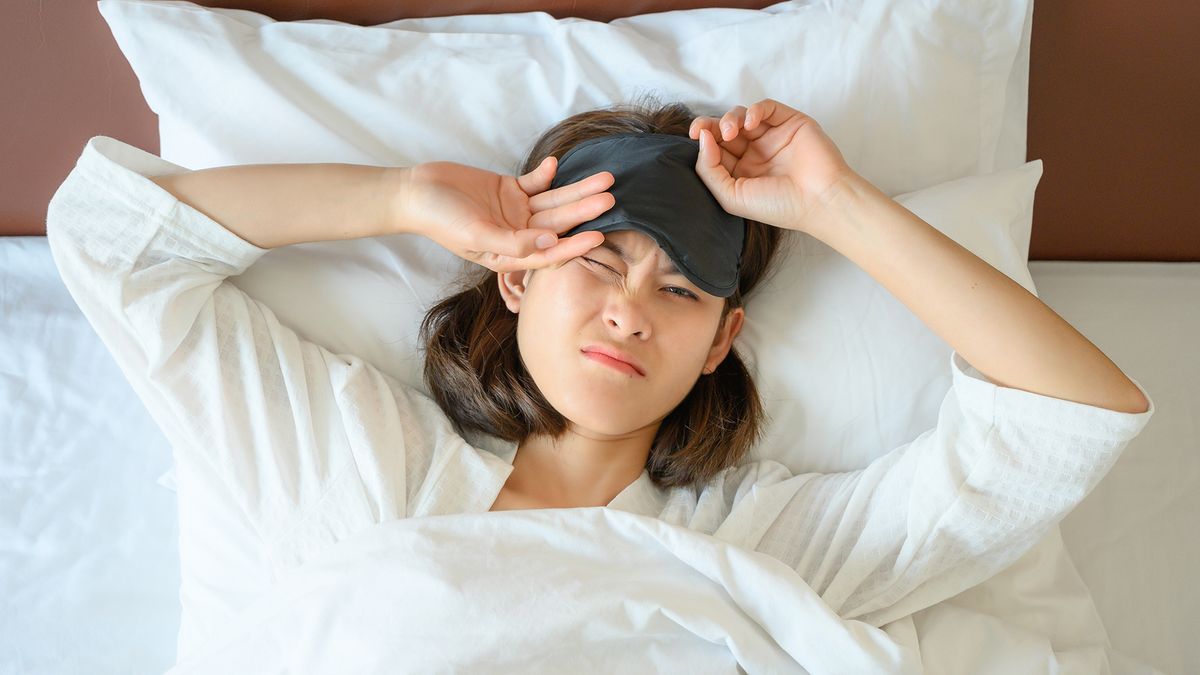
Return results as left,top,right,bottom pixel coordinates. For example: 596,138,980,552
96,0,1048,660
108,0,1029,194
101,0,1031,194
744,160,1041,472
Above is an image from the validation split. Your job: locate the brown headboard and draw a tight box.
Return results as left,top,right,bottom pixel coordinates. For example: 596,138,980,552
4,0,1197,261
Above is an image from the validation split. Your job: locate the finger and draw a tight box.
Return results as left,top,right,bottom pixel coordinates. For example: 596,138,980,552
529,191,616,233
516,155,557,196
689,117,749,157
718,105,749,142
693,124,740,178
490,231,605,273
526,169,614,212
748,98,813,131
516,153,613,206
464,219,560,260
695,128,736,203
719,104,771,143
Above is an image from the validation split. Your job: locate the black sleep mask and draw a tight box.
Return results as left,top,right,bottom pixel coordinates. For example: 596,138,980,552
550,132,746,297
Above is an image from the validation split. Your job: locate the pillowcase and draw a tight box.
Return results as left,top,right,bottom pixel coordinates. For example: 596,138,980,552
743,160,1041,472
101,0,1031,195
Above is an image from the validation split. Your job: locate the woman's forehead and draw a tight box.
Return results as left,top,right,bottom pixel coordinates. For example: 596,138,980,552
598,230,686,278
604,229,664,259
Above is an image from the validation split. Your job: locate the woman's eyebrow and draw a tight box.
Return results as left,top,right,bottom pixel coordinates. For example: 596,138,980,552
598,240,684,276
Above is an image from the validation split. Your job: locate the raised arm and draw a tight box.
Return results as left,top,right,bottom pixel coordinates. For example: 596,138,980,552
148,152,615,269
690,98,1148,414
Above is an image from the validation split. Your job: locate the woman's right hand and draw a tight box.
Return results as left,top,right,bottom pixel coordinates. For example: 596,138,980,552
394,157,613,274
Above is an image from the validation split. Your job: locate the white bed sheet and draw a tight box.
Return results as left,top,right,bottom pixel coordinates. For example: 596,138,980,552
1024,260,1200,675
1,235,1195,674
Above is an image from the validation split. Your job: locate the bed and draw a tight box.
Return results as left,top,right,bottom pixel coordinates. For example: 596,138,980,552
2,1,1197,673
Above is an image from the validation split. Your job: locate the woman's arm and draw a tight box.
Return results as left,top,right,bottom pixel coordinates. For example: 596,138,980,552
148,157,613,272
149,162,413,250
692,99,1147,414
808,173,1149,414
48,137,472,572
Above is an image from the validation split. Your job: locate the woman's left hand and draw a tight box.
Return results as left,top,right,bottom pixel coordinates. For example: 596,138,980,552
689,98,857,235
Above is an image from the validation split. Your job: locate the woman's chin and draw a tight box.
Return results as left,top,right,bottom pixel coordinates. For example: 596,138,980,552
551,400,644,435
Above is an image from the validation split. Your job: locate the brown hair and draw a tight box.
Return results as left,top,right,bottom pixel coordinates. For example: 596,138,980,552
419,92,786,490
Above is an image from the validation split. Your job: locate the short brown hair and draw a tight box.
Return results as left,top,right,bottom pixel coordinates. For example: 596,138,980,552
419,92,786,490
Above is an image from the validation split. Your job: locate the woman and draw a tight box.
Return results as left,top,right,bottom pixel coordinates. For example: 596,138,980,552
407,94,1150,511
46,96,1153,630
415,97,789,509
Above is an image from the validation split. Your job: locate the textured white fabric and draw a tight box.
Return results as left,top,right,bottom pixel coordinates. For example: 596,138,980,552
47,136,1156,662
162,509,924,675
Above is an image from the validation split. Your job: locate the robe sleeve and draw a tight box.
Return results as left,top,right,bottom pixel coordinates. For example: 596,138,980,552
45,136,476,574
752,349,1155,627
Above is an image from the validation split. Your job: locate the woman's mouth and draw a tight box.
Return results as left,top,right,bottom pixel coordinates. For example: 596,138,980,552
581,350,645,377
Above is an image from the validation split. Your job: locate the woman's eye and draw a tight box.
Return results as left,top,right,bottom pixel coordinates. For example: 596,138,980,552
580,257,612,272
582,258,698,301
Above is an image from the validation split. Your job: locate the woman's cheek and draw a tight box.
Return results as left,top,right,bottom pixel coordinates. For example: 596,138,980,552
550,265,600,313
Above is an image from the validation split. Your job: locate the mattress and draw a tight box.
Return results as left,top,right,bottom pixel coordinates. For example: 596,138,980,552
1,234,1195,674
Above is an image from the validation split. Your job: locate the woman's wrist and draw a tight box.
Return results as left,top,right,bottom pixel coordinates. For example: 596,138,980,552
795,169,879,243
384,165,420,236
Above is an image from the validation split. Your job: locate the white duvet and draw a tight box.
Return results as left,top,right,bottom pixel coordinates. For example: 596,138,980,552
166,507,1142,674
167,508,922,674
164,504,1137,672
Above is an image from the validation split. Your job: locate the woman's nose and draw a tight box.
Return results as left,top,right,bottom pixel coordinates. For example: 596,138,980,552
604,294,651,338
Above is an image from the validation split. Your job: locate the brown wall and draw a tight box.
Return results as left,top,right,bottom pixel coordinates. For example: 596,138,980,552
1026,1,1200,261
1,0,156,237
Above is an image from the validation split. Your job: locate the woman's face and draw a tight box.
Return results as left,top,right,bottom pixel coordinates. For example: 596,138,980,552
497,229,744,436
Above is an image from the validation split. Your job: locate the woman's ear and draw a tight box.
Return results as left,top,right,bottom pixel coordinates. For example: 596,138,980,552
703,307,745,373
496,269,533,314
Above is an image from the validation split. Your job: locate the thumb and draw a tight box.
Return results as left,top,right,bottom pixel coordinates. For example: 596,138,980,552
695,129,736,212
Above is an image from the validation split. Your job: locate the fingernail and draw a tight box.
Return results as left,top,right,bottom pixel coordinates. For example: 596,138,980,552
536,233,557,249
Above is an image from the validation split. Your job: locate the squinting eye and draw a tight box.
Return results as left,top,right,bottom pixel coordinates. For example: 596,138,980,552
582,258,698,301
580,257,611,272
